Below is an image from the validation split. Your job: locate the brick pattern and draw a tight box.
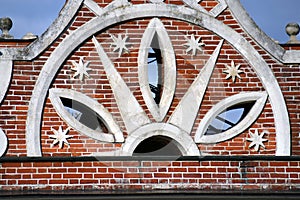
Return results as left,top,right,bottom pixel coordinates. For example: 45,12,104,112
0,160,299,191
40,16,276,156
0,0,286,157
0,0,300,192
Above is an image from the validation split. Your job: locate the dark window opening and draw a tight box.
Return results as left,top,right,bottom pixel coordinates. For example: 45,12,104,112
205,101,254,135
133,136,182,156
148,33,163,105
60,97,109,133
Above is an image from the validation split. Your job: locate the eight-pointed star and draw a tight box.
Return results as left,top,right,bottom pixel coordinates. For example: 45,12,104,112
49,126,73,149
247,129,268,152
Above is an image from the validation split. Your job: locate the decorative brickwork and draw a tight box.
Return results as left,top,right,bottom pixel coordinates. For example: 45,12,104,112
0,0,299,194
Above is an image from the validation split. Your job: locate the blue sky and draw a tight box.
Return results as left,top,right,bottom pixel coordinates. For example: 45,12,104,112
0,0,299,43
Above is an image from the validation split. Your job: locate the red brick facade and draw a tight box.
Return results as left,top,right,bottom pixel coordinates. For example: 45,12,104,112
0,0,299,195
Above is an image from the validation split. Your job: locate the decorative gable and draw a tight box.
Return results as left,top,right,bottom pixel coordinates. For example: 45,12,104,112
0,0,296,157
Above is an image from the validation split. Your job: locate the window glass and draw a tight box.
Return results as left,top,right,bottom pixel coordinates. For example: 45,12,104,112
205,102,254,135
60,97,108,133
147,34,163,104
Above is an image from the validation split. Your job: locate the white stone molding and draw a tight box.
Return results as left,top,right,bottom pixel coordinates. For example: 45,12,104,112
0,59,12,105
195,91,268,144
210,0,227,17
120,123,200,156
149,0,165,3
71,57,92,81
0,128,8,157
84,0,104,15
168,40,223,133
92,37,151,133
225,0,300,63
182,0,210,15
1,0,298,63
0,56,12,157
49,88,124,143
84,0,131,17
183,0,227,17
223,60,243,83
26,4,290,156
138,18,176,122
0,0,83,61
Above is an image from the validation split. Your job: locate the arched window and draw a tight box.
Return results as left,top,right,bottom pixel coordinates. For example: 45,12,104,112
133,135,182,156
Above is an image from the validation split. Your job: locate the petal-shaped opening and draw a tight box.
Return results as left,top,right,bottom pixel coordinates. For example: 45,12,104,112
195,92,268,144
61,97,109,133
49,88,124,143
205,102,253,135
138,18,176,122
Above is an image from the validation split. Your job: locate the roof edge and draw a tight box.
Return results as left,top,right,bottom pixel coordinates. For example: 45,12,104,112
0,0,83,60
226,0,300,64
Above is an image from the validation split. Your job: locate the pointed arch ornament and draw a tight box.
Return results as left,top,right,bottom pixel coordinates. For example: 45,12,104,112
138,18,176,122
24,0,290,156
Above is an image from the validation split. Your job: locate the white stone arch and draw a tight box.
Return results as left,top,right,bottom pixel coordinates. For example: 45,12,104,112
226,0,300,64
121,123,200,156
26,3,290,156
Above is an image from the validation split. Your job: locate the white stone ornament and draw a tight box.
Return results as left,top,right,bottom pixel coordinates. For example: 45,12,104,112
138,18,176,122
0,128,8,157
169,40,224,133
184,34,205,56
110,34,130,57
49,126,73,149
71,57,92,81
25,4,291,156
49,88,124,143
148,0,164,3
223,60,243,83
247,129,268,152
93,36,151,133
195,92,268,144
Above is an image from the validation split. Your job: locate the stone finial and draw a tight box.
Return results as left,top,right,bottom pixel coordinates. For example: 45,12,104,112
0,17,13,39
285,22,300,44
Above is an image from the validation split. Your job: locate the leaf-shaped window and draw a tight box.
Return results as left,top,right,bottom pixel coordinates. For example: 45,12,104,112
138,18,176,122
195,92,268,144
205,102,253,135
61,97,109,133
49,88,124,143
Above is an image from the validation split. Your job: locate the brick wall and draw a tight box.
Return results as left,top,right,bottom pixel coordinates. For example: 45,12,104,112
0,158,299,191
0,0,299,193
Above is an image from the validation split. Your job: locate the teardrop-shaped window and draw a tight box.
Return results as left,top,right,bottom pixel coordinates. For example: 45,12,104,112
148,34,163,104
61,97,109,133
205,102,254,135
